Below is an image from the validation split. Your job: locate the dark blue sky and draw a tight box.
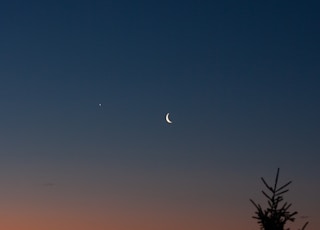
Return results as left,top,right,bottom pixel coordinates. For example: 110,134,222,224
0,0,319,229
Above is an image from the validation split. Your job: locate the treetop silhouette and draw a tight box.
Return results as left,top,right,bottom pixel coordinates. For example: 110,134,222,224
250,168,308,230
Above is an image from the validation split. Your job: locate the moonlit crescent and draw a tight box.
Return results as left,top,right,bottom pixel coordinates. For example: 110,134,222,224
165,113,173,124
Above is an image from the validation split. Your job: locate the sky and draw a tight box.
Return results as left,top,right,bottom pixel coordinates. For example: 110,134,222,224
0,0,319,229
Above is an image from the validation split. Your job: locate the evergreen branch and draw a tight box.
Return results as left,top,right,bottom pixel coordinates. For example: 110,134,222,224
301,222,309,230
261,177,274,193
276,189,290,197
276,181,292,193
274,168,280,191
262,190,272,200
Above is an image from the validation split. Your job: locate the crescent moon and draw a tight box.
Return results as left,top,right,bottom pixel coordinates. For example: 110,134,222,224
165,113,173,124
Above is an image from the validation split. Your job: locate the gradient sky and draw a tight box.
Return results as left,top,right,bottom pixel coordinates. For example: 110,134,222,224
0,0,319,229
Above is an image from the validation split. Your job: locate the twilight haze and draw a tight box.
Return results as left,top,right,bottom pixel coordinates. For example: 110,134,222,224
0,0,319,229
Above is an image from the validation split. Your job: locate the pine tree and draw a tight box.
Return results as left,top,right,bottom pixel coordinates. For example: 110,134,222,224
250,168,308,230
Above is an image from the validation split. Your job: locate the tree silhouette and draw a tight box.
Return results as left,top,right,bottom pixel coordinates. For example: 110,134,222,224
250,168,308,230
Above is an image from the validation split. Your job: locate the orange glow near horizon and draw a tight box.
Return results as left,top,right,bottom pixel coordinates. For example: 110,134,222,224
0,210,251,230
1,199,316,230
0,195,253,230
0,182,317,230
